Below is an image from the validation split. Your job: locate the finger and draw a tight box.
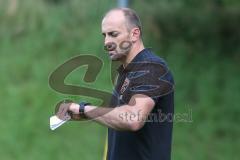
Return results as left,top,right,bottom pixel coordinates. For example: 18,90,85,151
54,99,73,114
57,103,71,120
71,114,81,121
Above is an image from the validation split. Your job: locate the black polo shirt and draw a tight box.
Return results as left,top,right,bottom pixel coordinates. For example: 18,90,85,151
107,48,174,160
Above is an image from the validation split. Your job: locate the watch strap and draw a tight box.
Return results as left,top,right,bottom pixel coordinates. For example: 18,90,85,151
79,102,91,117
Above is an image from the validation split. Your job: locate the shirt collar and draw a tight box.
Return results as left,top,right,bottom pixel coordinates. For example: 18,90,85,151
117,48,151,73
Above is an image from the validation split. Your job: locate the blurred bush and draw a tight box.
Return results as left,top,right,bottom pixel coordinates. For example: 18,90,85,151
133,0,240,56
0,0,239,160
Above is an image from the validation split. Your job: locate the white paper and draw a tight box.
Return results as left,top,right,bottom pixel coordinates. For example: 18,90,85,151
50,115,71,130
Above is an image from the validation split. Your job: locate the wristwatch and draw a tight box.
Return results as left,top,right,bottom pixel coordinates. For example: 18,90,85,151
79,102,91,117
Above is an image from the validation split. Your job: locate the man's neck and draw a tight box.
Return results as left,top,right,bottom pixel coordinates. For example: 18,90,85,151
122,42,145,68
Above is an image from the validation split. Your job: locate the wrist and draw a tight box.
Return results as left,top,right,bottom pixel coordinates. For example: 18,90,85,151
79,102,91,118
69,103,80,114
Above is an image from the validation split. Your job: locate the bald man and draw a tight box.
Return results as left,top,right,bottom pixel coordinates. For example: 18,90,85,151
58,8,174,160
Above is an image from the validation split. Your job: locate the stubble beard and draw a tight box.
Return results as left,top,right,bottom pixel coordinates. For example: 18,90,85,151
110,44,132,61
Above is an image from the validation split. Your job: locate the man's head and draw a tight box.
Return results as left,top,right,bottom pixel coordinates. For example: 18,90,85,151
101,8,142,61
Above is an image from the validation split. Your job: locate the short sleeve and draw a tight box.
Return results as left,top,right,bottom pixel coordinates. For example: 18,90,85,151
122,62,174,104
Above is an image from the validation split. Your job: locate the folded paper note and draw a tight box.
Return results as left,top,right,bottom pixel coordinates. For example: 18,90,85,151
50,114,71,130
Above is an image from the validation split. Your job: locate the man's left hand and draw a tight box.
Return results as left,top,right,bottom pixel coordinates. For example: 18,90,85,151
55,102,81,120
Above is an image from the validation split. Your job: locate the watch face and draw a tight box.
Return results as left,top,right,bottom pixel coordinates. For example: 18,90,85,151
79,102,89,114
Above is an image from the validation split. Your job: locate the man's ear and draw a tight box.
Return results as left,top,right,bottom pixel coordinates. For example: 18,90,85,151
131,28,141,42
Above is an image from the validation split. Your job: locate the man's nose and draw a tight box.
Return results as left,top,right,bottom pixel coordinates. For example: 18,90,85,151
104,42,117,51
104,36,111,46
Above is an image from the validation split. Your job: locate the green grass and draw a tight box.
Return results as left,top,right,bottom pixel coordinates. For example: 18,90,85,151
0,0,240,160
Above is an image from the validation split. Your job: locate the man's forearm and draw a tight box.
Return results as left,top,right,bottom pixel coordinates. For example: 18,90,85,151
67,94,155,131
84,105,144,131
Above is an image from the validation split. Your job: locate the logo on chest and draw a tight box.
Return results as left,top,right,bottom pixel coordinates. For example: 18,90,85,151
120,78,130,94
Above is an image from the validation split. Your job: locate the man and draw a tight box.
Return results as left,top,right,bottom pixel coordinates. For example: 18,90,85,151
57,8,174,160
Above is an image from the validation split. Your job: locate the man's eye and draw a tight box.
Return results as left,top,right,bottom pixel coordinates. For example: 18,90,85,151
110,32,118,37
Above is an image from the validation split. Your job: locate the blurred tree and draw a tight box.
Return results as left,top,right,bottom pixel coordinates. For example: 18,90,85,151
7,0,18,16
133,0,240,56
44,0,66,5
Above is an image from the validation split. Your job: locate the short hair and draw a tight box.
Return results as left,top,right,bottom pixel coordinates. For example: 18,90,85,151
104,8,143,37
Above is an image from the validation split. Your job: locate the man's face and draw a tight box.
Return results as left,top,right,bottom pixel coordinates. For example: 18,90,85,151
101,11,132,61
